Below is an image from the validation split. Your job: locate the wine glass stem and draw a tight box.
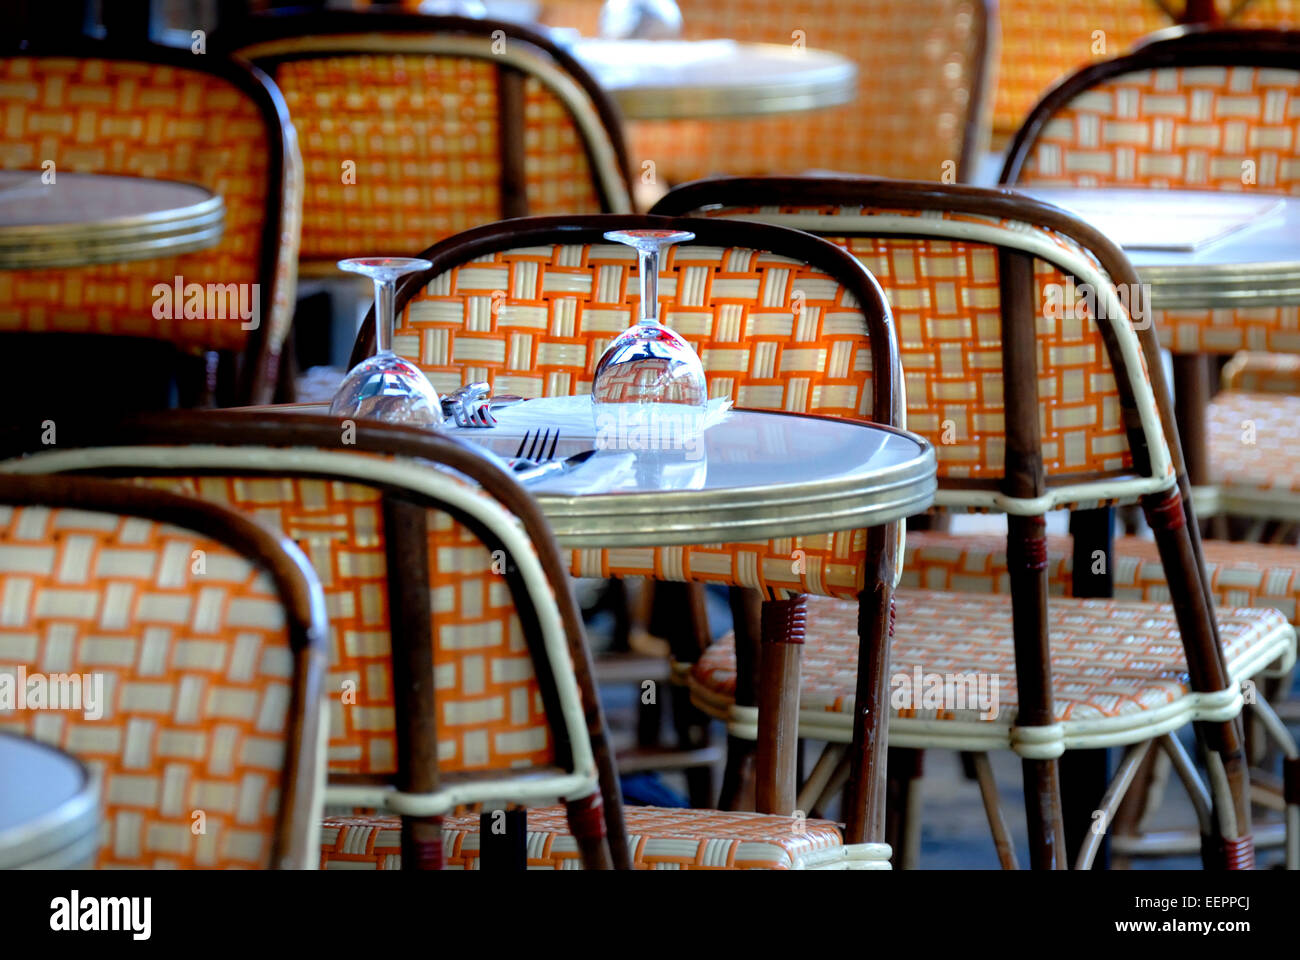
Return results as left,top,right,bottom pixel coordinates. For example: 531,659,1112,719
373,277,395,355
638,246,659,324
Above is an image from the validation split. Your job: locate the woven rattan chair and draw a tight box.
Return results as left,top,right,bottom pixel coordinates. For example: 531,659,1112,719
653,175,1299,869
222,9,632,276
0,38,302,406
1002,27,1300,526
537,0,995,184
340,212,911,855
0,412,625,869
0,411,890,869
0,472,328,868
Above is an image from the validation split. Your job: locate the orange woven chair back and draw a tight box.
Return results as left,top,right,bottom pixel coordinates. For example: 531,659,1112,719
0,43,301,401
0,475,326,868
652,177,1177,506
993,0,1175,140
230,11,632,271
361,214,899,425
537,0,993,183
1003,27,1300,354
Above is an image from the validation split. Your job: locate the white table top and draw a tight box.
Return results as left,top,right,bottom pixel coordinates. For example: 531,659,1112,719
0,170,224,270
570,38,858,120
246,399,937,547
0,732,99,869
1024,187,1300,310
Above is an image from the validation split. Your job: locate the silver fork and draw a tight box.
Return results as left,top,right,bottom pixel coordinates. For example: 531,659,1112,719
511,429,561,468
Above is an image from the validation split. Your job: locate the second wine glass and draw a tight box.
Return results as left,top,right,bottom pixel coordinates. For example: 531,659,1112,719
592,229,707,414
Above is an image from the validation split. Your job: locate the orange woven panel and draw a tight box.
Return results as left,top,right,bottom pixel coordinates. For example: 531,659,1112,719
690,205,1141,481
0,58,281,352
1207,390,1300,496
1019,65,1300,192
993,0,1173,136
320,805,847,869
0,505,296,868
128,474,552,776
1015,60,1300,353
607,0,987,181
904,528,1300,622
1229,0,1300,27
692,588,1290,722
269,55,603,262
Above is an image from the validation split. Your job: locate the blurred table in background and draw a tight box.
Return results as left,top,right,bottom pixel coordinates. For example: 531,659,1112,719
0,171,224,270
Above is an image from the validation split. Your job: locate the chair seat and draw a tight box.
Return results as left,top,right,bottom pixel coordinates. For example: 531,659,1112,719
688,590,1295,754
1208,391,1300,515
904,529,1300,627
319,806,891,870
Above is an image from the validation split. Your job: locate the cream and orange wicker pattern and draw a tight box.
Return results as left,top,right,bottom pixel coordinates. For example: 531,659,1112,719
992,0,1173,138
1013,61,1300,356
0,505,299,868
689,590,1294,746
264,53,613,263
693,204,1161,487
0,57,301,356
320,805,862,869
1207,390,1300,503
399,239,889,600
548,0,990,182
903,528,1300,622
1222,351,1300,392
127,474,552,776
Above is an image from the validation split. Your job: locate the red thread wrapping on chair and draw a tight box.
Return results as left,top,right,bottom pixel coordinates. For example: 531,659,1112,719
406,835,444,870
1284,757,1300,806
1203,835,1255,870
761,595,808,645
889,595,896,639
565,793,606,841
1009,528,1048,572
1144,490,1186,532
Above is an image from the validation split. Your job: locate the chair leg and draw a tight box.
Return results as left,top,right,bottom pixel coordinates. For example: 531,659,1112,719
1008,513,1068,869
1143,486,1254,868
717,735,756,811
885,747,924,869
565,793,613,870
842,523,898,844
971,752,1019,870
755,594,805,815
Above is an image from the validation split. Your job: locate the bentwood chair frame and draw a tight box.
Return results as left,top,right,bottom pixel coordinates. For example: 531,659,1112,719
345,212,908,848
1000,26,1300,500
0,472,329,869
0,35,301,405
653,175,1263,868
0,412,626,870
220,9,633,275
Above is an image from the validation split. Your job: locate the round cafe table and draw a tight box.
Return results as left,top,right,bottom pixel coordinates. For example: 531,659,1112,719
1023,187,1300,491
0,170,224,270
244,397,937,822
569,39,858,120
0,732,100,869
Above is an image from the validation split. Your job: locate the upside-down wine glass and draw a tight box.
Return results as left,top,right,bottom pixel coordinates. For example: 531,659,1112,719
592,229,707,420
330,257,443,427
